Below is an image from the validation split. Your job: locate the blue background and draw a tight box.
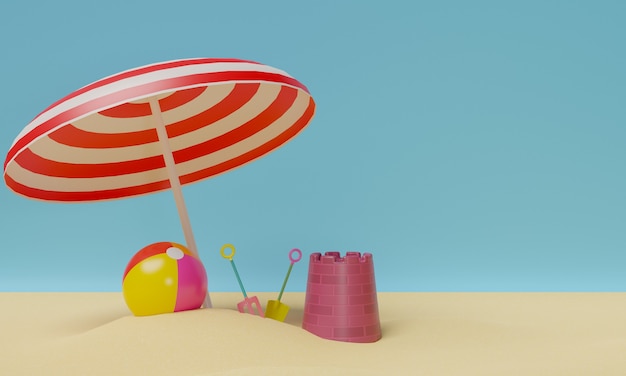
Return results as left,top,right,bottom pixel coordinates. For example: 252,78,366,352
1,1,624,292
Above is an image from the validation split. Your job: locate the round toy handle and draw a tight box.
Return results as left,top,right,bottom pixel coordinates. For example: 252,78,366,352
220,243,236,260
289,248,302,264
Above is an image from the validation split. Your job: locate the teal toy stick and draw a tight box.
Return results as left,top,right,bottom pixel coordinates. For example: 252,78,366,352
228,257,247,298
277,248,302,301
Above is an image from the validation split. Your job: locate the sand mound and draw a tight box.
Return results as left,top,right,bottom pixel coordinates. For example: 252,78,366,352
44,309,377,376
1,293,384,375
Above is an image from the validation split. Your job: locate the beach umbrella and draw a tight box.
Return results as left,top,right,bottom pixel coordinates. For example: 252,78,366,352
3,58,316,307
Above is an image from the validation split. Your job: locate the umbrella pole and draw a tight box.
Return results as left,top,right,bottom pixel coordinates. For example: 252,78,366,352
149,99,212,309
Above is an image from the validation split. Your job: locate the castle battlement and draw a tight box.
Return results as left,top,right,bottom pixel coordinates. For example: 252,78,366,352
310,251,373,264
302,251,381,343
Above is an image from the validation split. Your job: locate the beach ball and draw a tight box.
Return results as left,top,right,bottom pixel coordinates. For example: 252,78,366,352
122,242,207,316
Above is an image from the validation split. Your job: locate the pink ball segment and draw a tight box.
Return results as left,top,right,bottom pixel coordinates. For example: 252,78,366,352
122,242,208,316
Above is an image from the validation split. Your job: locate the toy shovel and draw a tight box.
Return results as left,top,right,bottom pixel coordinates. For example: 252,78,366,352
265,248,302,321
220,244,264,317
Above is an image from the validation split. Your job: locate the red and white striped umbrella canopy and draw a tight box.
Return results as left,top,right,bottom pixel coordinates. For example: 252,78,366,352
3,58,316,202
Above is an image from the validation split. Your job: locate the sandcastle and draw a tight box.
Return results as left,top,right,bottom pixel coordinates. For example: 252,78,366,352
302,251,381,343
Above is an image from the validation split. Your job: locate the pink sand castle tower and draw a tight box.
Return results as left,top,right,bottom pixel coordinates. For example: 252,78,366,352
302,251,382,343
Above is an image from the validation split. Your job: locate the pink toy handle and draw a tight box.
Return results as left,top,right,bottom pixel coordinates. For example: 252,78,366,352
289,248,302,264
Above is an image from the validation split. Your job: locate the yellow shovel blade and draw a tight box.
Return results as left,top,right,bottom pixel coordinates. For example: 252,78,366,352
265,300,290,322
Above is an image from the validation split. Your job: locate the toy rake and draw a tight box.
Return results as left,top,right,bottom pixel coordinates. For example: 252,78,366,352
220,244,264,317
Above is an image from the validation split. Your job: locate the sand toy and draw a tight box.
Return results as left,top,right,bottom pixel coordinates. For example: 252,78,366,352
265,248,302,321
220,244,264,317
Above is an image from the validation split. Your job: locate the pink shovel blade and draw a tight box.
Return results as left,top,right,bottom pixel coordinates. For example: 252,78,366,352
237,296,265,317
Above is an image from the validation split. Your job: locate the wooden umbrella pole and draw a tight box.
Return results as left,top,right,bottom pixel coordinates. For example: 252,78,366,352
149,99,212,308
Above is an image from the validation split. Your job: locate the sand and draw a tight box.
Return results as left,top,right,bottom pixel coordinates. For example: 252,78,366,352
1,292,626,375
